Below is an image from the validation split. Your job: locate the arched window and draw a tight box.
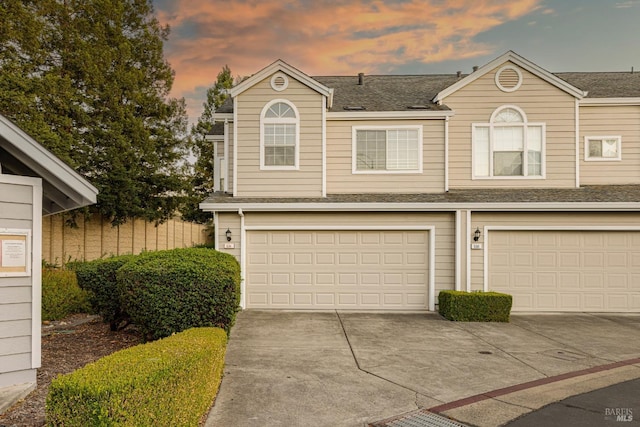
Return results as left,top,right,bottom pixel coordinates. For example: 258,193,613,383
473,105,545,178
260,100,299,169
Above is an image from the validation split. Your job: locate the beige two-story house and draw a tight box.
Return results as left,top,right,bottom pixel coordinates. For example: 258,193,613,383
200,51,640,313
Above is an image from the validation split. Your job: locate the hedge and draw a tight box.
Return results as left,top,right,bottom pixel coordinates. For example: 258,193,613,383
117,248,241,340
72,255,137,330
46,327,227,426
42,269,91,321
438,290,512,322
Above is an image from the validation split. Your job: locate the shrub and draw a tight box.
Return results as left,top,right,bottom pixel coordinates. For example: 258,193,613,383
117,248,240,340
46,327,227,426
42,269,91,321
438,290,512,322
72,255,137,330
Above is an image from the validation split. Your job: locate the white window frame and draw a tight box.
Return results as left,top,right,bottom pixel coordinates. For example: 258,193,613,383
584,136,622,161
260,99,300,170
351,125,423,174
472,105,546,180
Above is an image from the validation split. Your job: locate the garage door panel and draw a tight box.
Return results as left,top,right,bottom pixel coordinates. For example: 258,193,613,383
247,230,429,309
490,231,640,312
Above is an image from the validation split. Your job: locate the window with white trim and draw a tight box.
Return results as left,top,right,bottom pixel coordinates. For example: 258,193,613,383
473,106,544,178
584,136,621,161
353,127,422,173
260,100,299,169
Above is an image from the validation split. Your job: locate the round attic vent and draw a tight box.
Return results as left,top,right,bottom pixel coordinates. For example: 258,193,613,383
495,65,522,92
270,72,289,92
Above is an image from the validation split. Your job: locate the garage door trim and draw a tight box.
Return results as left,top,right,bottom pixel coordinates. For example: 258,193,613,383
483,225,640,292
242,225,436,310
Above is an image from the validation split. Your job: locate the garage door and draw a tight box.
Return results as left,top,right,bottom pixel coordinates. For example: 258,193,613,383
489,231,640,312
246,230,429,309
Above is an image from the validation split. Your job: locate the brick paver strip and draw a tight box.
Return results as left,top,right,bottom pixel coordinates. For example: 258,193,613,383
428,357,640,414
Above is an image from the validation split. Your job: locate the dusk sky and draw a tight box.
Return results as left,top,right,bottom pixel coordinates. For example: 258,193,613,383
152,0,640,125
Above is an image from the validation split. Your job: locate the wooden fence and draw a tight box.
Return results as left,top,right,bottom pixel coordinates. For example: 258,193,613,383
42,213,210,265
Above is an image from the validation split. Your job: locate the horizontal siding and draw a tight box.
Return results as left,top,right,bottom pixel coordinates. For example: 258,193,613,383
235,74,323,197
216,213,241,259
0,336,30,356
579,105,640,184
446,62,576,189
326,120,445,193
0,352,31,374
0,179,34,377
0,303,31,322
0,319,31,339
0,286,31,304
0,182,32,204
469,212,640,292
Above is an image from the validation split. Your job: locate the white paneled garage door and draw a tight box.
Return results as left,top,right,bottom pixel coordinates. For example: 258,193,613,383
246,229,430,309
489,230,640,312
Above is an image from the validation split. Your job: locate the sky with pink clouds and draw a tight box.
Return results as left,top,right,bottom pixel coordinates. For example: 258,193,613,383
152,0,640,125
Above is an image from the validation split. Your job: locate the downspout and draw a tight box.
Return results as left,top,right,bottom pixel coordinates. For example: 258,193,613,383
455,210,461,291
233,98,238,195
224,119,230,193
238,208,246,309
466,210,472,292
213,211,218,250
444,116,449,192
575,99,580,188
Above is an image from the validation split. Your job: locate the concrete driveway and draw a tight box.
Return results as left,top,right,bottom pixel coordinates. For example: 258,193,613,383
205,311,640,427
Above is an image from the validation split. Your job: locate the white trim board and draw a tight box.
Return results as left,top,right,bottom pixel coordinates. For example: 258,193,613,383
242,225,437,311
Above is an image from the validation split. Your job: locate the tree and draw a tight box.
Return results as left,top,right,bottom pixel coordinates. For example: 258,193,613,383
0,0,190,225
182,65,234,223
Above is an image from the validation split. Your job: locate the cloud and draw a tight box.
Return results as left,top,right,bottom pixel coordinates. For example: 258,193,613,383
615,0,640,8
154,0,543,122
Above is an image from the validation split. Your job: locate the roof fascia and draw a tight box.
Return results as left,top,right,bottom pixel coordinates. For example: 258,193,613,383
327,111,454,120
200,201,640,212
229,59,332,98
433,51,588,103
580,98,640,106
0,114,98,206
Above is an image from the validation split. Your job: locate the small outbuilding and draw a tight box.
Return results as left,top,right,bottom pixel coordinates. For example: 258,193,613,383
0,114,98,403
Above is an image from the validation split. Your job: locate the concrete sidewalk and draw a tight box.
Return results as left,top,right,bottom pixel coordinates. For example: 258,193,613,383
205,311,640,426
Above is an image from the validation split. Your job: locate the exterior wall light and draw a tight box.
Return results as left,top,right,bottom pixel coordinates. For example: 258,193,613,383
225,228,232,241
473,227,481,242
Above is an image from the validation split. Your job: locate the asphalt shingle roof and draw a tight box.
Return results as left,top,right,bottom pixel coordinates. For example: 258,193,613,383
202,185,640,206
215,70,640,114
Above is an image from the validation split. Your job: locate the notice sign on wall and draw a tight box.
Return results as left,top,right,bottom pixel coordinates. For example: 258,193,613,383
0,230,30,277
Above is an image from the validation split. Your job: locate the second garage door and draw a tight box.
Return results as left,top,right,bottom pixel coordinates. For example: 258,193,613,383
246,229,429,310
488,230,640,312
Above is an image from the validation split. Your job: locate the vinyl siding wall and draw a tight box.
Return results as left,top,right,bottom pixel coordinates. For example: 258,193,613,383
326,120,446,193
0,181,34,387
579,105,640,185
235,75,324,197
445,62,577,189
217,211,455,296
469,212,640,292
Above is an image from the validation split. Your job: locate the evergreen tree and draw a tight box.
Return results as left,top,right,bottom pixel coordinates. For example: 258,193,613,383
182,65,234,223
0,0,189,225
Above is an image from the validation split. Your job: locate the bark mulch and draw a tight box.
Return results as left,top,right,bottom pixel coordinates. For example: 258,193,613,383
0,314,142,427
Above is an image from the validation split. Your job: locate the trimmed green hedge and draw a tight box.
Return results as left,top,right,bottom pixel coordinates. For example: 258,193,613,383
438,290,512,322
117,248,241,340
42,269,91,321
72,255,137,330
46,327,227,426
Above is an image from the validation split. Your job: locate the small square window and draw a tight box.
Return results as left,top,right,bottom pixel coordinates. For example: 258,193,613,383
585,137,621,161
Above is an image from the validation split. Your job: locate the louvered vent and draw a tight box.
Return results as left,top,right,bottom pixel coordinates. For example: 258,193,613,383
495,66,522,92
270,72,289,91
